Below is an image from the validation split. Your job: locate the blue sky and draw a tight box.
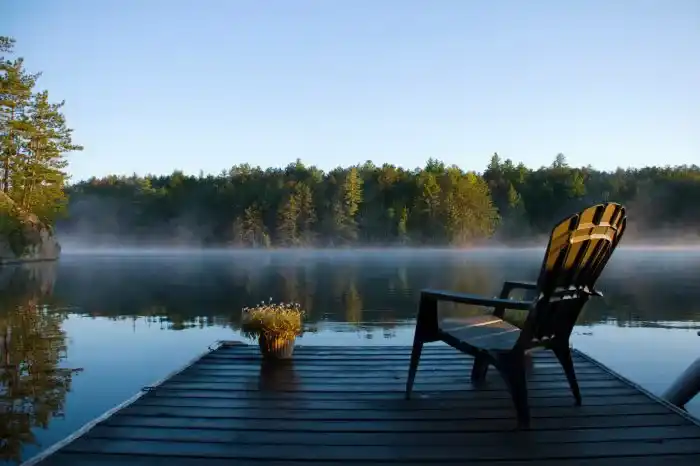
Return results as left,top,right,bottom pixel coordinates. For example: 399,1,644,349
3,0,698,181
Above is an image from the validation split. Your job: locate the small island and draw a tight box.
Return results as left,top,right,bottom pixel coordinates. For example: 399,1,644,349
0,36,81,264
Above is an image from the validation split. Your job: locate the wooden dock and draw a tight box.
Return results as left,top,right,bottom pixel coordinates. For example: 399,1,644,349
24,342,700,466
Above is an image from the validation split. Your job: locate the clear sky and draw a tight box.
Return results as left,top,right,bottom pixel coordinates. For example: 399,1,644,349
2,0,698,181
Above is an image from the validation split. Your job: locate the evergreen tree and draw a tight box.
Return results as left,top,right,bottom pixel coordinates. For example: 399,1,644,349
340,167,363,242
295,182,316,244
0,38,38,194
242,203,270,248
18,91,82,220
276,190,300,246
0,36,81,222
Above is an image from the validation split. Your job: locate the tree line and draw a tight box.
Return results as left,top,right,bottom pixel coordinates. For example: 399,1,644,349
0,36,81,223
60,154,700,246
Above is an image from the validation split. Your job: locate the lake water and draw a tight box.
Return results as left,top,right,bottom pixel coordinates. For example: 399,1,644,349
1,248,700,464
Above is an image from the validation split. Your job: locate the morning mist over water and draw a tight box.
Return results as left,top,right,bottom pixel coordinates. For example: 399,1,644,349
11,245,700,329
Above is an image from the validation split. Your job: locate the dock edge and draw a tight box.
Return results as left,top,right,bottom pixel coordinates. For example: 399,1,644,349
19,339,245,466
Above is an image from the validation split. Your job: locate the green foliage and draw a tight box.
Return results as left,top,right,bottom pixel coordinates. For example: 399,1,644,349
0,36,81,225
1,192,30,256
60,159,504,246
60,155,700,247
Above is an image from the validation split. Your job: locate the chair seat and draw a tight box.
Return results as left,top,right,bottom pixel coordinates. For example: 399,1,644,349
440,314,521,351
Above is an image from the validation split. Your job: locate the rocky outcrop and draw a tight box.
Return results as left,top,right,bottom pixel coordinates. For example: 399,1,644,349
0,192,61,264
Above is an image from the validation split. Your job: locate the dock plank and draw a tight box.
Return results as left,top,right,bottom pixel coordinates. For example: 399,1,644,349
35,454,700,466
26,344,700,466
86,424,700,446
99,413,692,431
135,392,654,409
145,385,642,400
172,369,614,381
59,437,700,461
117,403,671,420
142,379,632,392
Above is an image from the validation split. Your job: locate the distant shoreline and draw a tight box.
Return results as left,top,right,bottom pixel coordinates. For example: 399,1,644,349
0,257,59,266
55,243,700,255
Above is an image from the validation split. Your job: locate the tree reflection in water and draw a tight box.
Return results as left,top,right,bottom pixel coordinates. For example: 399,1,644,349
0,264,79,465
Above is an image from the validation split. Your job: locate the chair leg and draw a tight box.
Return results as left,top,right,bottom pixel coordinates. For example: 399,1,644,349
553,344,582,406
405,334,424,399
407,295,437,400
496,352,530,428
471,353,489,384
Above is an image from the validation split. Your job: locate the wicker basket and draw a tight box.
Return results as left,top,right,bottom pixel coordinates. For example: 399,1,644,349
258,333,296,360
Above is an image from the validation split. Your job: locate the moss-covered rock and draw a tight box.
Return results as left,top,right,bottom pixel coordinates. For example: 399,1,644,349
0,192,61,264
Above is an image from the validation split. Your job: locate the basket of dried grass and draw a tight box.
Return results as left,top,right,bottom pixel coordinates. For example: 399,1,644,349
241,300,304,360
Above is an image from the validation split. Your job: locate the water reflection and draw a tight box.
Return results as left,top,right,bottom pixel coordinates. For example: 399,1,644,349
0,264,79,464
44,249,700,331
258,360,299,392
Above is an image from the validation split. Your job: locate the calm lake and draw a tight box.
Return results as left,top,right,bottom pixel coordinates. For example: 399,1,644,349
2,248,700,464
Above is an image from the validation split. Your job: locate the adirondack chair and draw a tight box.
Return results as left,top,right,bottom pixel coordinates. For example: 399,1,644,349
405,202,627,427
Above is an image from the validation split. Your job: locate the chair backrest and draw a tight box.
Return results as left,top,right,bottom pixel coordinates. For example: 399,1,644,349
516,202,627,349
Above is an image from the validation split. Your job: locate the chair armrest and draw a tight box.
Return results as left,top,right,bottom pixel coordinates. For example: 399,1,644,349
495,281,538,319
499,280,538,298
420,289,532,311
498,280,604,298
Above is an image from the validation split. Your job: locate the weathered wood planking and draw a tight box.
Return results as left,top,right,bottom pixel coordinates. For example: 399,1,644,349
25,342,700,465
